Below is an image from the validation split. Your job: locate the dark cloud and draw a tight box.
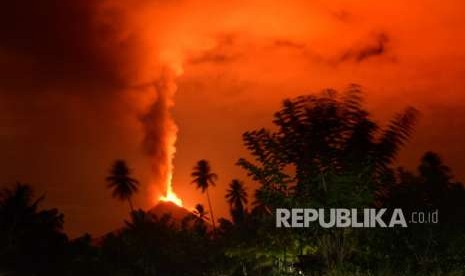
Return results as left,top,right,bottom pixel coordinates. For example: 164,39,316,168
0,1,135,98
331,9,352,22
273,39,307,50
188,34,240,65
189,52,236,65
339,32,389,63
267,32,390,66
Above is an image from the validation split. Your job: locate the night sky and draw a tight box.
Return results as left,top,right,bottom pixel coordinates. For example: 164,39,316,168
1,0,465,237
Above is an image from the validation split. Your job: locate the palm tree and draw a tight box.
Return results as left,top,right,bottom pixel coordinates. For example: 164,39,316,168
189,204,209,236
0,183,45,248
0,183,66,274
191,159,218,231
106,160,139,212
192,204,209,221
225,179,248,223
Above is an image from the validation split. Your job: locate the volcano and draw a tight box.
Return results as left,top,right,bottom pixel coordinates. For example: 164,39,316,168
149,201,192,222
149,201,213,231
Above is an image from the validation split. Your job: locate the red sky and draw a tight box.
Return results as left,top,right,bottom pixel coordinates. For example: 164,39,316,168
1,0,465,237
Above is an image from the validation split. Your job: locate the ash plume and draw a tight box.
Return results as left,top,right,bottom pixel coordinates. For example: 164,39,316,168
139,73,179,190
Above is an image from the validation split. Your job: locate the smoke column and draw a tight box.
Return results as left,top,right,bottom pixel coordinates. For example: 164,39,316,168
139,72,183,206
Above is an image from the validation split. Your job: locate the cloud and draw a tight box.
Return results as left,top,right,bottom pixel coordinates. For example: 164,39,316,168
338,32,390,63
188,34,240,65
273,39,307,50
331,9,352,22
0,1,133,96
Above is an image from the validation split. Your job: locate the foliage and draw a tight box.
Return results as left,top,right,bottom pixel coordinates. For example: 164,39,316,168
106,159,140,212
0,183,67,275
226,179,248,224
238,85,418,209
192,159,218,231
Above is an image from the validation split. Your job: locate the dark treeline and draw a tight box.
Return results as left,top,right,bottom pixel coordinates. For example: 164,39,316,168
1,85,465,275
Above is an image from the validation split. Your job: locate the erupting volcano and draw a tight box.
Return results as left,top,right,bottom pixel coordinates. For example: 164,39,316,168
159,176,183,207
156,91,183,208
153,102,184,208
143,75,184,208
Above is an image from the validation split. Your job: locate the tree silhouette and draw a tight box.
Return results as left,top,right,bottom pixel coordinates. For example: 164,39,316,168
6,87,465,275
235,86,419,269
238,85,418,208
0,183,66,274
225,179,248,224
418,151,452,207
106,160,139,212
387,151,465,219
191,160,218,231
181,204,209,237
192,204,209,222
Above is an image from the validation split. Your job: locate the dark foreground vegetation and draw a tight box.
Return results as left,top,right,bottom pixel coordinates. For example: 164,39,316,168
1,85,465,275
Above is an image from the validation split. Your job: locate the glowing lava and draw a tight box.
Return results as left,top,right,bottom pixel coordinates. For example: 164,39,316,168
159,178,183,207
158,117,183,207
160,190,183,207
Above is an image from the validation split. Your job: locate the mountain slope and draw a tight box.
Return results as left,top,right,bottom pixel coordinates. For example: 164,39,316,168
149,201,192,222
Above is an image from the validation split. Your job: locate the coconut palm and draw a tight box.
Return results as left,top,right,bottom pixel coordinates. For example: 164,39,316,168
191,159,218,231
106,160,139,212
0,183,66,274
192,204,209,221
187,204,209,236
225,179,248,223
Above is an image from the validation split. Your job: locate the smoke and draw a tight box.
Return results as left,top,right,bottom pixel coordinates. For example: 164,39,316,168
138,72,179,200
0,0,184,234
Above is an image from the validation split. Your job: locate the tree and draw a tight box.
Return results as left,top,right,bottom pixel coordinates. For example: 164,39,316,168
0,183,67,274
225,179,248,224
378,152,465,271
192,204,209,222
106,160,139,212
238,85,418,209
191,160,218,231
236,86,419,270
